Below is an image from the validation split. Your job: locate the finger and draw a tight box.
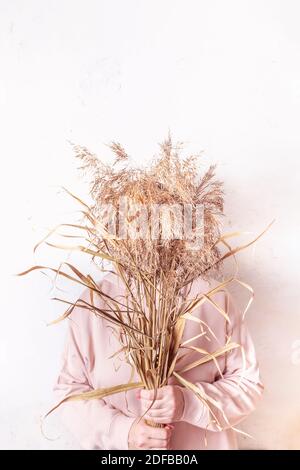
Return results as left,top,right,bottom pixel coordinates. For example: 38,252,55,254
140,388,166,400
145,417,171,425
140,398,166,409
145,425,171,440
145,416,172,425
144,408,171,418
147,438,169,449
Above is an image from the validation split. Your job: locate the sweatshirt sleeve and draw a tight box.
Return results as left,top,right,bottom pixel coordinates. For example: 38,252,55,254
180,292,264,431
53,306,136,450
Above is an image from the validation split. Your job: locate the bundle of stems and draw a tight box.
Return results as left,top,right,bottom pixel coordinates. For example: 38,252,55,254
18,134,272,430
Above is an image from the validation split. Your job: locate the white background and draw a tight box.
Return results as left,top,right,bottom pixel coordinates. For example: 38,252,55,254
0,0,300,449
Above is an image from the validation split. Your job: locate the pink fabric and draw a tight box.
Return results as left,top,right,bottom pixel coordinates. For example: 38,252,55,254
53,272,263,450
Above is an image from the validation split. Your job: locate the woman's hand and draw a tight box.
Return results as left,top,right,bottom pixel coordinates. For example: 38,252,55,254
128,418,173,449
138,385,185,424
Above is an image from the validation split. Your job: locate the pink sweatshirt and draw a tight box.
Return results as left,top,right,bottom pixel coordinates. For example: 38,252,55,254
53,272,263,450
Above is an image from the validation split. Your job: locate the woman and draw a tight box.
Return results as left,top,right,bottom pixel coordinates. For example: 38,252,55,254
53,270,263,450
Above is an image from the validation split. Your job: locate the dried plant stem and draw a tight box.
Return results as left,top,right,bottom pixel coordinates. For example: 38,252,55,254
144,419,165,428
16,134,273,440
